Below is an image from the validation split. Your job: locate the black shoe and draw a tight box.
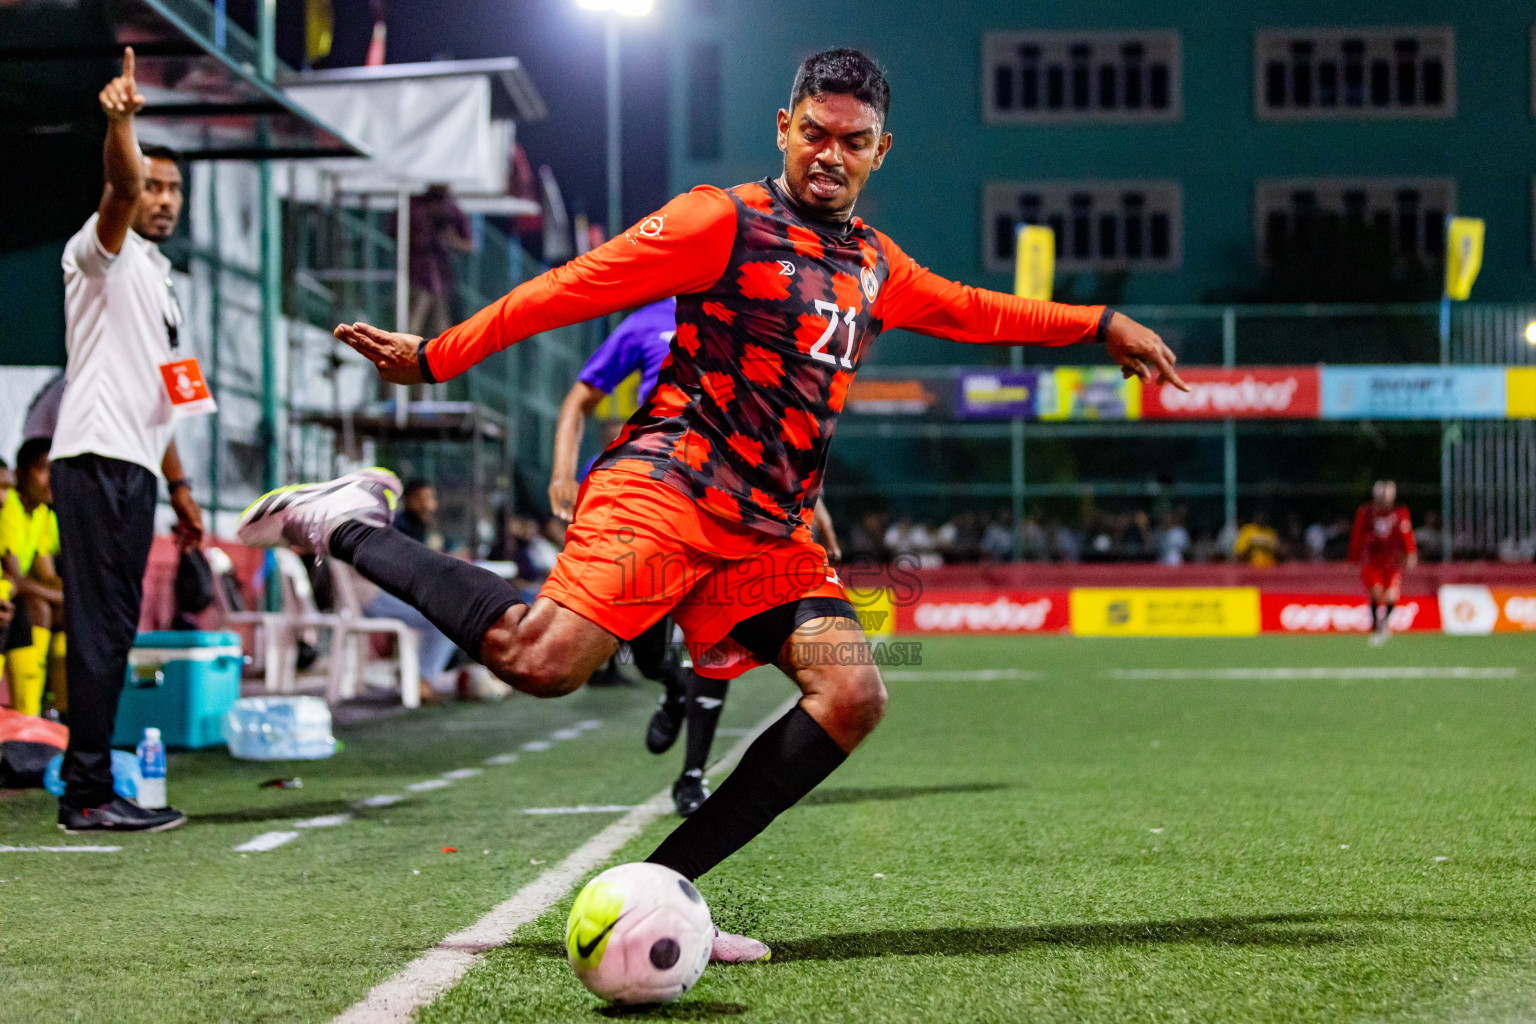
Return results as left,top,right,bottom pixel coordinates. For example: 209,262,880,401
646,693,687,754
672,769,710,817
58,797,187,834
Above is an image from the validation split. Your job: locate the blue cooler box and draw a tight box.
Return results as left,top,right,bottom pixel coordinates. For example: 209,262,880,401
113,632,243,750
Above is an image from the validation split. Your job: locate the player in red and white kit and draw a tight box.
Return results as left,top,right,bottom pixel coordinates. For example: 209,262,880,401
1348,480,1418,645
236,50,1186,958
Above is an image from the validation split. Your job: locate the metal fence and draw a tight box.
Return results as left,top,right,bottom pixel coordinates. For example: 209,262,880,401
839,302,1536,559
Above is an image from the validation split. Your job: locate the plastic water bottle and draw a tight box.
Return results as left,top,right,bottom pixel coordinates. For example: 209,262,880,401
223,697,338,760
136,727,167,809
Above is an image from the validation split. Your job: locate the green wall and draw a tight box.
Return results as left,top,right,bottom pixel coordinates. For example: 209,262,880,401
0,243,67,366
667,1,1536,318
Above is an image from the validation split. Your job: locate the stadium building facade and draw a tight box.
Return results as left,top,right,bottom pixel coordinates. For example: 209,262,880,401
666,1,1536,312
662,1,1536,555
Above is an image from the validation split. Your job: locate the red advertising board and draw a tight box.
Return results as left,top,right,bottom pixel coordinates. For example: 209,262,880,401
1141,367,1321,420
1260,593,1441,634
894,589,1070,634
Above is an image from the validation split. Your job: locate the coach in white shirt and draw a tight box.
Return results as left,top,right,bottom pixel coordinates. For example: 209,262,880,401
52,48,203,833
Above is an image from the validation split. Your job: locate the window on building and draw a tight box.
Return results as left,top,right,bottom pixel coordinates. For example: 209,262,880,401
1255,178,1455,265
984,181,1182,273
1255,28,1454,119
984,31,1181,123
686,42,722,161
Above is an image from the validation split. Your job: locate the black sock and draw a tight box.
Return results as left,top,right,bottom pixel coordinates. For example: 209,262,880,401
647,703,846,880
1384,601,1395,627
330,522,521,661
682,673,728,775
1369,597,1380,628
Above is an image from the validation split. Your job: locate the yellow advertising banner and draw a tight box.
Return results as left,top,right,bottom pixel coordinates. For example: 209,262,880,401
1014,225,1055,302
1506,367,1536,419
846,586,895,638
1037,367,1142,421
1070,588,1261,637
1443,217,1484,301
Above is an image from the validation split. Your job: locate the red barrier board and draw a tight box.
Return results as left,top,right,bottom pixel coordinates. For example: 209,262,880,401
894,589,1070,633
1141,367,1321,419
1260,593,1441,634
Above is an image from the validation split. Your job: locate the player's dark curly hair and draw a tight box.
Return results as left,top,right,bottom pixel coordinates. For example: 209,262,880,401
790,48,889,126
140,143,182,165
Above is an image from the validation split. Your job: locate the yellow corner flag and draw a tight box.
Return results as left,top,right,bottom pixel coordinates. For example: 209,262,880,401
306,0,334,64
1014,224,1055,302
1444,216,1484,301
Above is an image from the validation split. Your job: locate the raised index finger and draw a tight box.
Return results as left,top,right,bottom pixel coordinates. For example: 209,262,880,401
123,46,135,81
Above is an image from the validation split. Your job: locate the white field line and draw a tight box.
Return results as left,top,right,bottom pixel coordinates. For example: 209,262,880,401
520,740,552,752
295,813,353,829
0,844,123,853
234,831,300,853
1112,667,1520,681
238,724,599,853
328,694,798,1024
522,805,636,816
883,668,1044,682
357,795,403,809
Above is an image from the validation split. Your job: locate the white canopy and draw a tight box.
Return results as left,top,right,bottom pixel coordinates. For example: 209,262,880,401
278,59,546,200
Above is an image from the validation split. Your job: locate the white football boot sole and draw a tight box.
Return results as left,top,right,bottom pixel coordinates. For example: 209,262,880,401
710,927,771,963
237,468,402,555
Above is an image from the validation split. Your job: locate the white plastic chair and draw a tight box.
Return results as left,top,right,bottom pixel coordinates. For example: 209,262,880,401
326,561,421,709
205,546,337,694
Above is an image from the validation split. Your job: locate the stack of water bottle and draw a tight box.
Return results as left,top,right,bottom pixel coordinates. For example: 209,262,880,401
222,696,339,760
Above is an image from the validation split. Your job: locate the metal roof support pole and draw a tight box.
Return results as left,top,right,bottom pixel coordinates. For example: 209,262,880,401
1009,343,1025,560
258,0,281,494
605,14,622,239
208,163,224,523
395,187,411,427
1222,306,1237,538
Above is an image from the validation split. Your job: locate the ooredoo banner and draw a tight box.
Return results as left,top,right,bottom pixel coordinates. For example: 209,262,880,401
1141,367,1320,420
1260,593,1440,634
893,589,1070,633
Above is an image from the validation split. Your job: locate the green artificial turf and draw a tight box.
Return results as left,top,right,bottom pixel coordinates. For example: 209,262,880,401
418,636,1536,1024
0,674,796,1024
6,636,1536,1023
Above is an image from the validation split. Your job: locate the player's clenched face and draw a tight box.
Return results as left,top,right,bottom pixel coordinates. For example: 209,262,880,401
776,92,891,222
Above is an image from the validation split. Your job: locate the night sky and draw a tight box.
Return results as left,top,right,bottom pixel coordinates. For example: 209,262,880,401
261,0,674,231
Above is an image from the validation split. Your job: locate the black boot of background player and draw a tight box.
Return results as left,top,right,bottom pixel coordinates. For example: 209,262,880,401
672,769,710,817
646,688,687,754
59,796,186,833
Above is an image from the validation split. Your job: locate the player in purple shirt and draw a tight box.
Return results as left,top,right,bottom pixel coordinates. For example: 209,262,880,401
549,297,840,815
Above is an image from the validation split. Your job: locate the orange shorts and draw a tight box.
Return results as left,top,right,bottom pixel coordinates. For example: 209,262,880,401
540,467,848,679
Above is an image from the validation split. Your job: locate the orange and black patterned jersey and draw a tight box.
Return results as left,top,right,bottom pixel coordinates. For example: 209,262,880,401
423,177,1109,541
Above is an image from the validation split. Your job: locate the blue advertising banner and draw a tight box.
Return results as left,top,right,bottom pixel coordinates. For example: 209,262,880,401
956,371,1041,419
1320,366,1508,419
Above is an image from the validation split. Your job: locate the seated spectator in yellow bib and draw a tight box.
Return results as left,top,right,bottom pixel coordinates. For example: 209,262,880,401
1,439,65,716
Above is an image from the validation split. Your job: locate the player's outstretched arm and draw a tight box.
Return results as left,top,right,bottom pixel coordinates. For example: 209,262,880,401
874,233,1187,390
344,188,737,386
334,322,427,384
1103,311,1188,391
